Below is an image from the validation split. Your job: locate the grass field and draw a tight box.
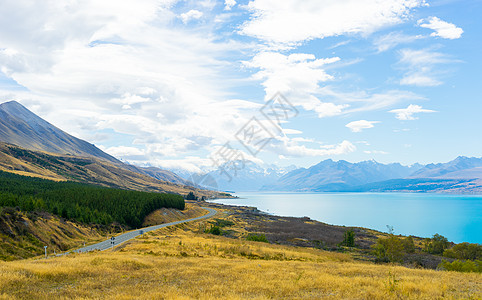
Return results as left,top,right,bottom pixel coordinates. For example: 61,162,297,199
0,216,480,299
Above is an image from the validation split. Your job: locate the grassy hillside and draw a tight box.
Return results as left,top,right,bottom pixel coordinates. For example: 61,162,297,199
0,142,215,197
0,208,113,261
0,219,480,299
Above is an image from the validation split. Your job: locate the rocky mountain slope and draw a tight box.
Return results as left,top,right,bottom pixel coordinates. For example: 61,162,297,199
0,100,193,191
0,142,210,196
0,101,118,164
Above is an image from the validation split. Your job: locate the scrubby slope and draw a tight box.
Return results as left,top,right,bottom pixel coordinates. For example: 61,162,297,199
0,142,211,196
0,207,112,261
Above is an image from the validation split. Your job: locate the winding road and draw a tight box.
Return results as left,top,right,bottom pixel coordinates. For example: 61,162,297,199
70,207,217,254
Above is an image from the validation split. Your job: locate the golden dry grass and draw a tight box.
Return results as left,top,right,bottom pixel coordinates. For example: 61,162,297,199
0,222,480,299
142,203,208,227
0,211,108,261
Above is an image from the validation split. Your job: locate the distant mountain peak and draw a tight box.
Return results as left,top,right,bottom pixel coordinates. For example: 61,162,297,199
410,156,482,179
0,100,35,114
1,100,22,106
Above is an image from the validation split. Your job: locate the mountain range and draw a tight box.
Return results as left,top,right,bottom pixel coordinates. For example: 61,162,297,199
179,156,482,194
263,159,423,192
263,157,482,194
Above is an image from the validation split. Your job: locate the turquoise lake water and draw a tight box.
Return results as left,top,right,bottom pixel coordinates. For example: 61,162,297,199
213,192,482,244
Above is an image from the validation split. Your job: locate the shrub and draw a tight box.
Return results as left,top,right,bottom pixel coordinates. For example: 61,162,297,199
205,225,221,235
373,235,405,263
246,234,269,243
212,219,235,228
425,234,450,255
339,230,355,247
444,243,482,260
402,236,416,253
439,259,482,273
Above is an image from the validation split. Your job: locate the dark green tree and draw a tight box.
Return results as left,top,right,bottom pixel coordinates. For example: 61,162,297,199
186,192,197,200
425,233,450,255
340,229,355,247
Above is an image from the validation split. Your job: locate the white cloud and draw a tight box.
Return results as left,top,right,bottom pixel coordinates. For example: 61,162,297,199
275,140,356,157
419,16,463,39
244,52,347,118
397,48,457,87
0,0,459,172
139,156,215,174
282,128,302,135
389,104,436,120
346,120,380,132
102,146,146,159
224,0,236,10
373,32,424,52
180,9,203,24
240,0,426,45
0,0,263,170
319,87,424,114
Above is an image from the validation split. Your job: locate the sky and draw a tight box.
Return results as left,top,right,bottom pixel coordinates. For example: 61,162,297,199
0,0,481,172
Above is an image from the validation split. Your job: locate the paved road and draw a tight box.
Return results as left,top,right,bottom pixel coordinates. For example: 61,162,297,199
69,207,217,254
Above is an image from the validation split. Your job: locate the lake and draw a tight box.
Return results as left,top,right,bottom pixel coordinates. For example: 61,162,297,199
212,192,482,244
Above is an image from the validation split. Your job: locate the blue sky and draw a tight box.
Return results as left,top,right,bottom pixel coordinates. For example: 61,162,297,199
0,0,480,171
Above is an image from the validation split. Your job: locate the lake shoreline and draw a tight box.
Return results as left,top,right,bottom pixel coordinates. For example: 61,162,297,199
210,192,482,244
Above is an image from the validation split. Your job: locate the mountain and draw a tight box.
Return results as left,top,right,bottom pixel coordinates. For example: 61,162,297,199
409,156,482,179
263,159,422,192
0,100,190,188
0,141,212,196
350,178,482,194
198,161,296,192
352,156,482,194
262,156,482,194
0,101,118,164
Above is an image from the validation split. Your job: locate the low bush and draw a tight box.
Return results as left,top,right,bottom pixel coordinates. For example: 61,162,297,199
439,259,482,273
205,225,221,235
402,236,416,253
373,235,404,263
211,219,235,228
246,234,269,243
444,242,482,260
